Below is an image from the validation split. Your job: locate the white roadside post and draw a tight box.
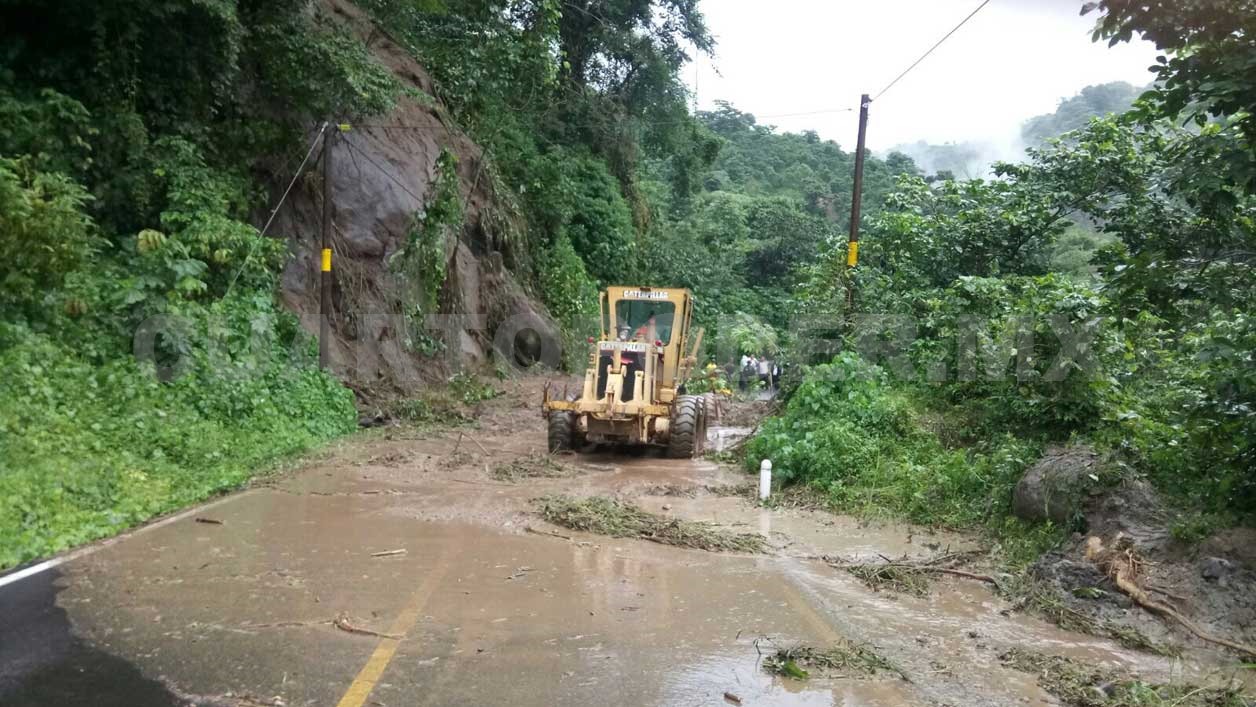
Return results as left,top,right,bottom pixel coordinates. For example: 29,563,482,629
758,459,772,501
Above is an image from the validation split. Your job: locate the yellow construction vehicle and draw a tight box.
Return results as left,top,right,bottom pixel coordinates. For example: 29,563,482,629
542,286,707,457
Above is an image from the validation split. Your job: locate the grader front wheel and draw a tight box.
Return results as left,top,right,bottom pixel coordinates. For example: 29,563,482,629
548,412,576,453
667,395,706,459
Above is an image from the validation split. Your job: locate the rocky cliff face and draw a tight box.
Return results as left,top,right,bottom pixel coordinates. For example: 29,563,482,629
267,0,555,392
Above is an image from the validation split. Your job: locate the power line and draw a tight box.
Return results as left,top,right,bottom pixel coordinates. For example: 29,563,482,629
225,122,329,299
339,136,425,204
872,0,992,102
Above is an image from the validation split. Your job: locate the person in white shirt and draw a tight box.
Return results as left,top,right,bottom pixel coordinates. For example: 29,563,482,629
757,357,772,389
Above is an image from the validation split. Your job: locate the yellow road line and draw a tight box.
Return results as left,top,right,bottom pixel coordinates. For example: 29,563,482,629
335,557,449,707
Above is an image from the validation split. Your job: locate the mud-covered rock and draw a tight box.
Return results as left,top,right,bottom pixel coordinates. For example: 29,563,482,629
1012,445,1101,524
1082,478,1171,550
1200,556,1233,585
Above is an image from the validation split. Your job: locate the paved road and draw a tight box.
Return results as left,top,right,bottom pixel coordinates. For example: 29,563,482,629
0,378,1210,706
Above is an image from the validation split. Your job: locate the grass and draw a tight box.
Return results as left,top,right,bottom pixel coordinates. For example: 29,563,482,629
491,454,576,482
534,495,767,553
762,642,907,681
1001,648,1248,707
845,564,933,597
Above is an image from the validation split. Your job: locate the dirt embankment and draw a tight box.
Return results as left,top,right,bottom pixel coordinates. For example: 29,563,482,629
1030,477,1256,662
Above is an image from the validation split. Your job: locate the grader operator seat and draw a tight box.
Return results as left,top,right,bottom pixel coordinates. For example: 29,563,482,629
542,286,707,458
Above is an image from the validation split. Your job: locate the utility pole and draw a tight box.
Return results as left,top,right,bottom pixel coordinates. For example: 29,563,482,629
847,93,870,269
319,127,335,370
844,94,870,316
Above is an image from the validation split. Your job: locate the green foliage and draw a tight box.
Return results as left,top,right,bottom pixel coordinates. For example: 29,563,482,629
532,147,637,283
1086,0,1256,188
0,157,100,320
1100,308,1256,515
395,149,462,317
250,14,400,119
746,353,1042,530
0,0,404,566
539,234,600,370
779,112,1256,529
0,318,356,570
859,173,1069,294
715,312,779,358
911,275,1113,437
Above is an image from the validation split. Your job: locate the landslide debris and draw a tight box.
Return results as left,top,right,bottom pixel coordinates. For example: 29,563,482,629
1000,648,1250,707
534,495,766,553
762,642,907,681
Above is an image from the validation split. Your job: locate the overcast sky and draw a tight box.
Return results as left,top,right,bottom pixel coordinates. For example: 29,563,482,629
685,0,1160,151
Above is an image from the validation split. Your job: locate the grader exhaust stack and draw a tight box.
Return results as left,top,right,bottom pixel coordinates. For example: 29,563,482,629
542,286,707,457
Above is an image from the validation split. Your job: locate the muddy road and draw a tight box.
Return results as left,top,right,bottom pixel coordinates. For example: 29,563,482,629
0,377,1247,706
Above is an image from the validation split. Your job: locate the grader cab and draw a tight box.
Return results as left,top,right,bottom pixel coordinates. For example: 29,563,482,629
542,286,708,457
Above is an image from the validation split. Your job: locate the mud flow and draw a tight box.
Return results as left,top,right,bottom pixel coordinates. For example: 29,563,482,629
1,378,1249,707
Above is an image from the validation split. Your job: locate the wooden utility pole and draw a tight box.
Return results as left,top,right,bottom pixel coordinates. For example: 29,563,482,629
847,93,870,269
319,127,335,370
845,94,870,315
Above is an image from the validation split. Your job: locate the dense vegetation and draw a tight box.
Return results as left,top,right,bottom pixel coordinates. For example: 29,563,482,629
750,0,1256,548
2,0,1252,569
0,1,389,568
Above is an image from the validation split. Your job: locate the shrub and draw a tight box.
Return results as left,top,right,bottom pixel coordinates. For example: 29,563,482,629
746,353,1041,529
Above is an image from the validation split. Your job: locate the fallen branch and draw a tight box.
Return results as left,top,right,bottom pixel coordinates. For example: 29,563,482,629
333,614,401,640
524,526,572,541
1085,535,1256,659
825,554,998,593
370,548,406,558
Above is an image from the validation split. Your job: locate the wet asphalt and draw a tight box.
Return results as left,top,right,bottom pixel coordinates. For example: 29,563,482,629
0,569,184,706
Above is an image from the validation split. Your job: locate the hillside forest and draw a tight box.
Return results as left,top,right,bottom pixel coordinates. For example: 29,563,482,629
1,0,1253,570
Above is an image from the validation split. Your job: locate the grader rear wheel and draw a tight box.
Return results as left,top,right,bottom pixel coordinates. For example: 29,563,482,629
667,395,706,459
547,412,576,453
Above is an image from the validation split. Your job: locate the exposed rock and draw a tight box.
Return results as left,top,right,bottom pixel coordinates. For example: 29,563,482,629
1012,445,1102,524
1199,528,1256,572
265,0,557,392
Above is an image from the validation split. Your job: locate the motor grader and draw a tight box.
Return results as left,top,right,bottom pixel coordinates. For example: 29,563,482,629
542,286,708,457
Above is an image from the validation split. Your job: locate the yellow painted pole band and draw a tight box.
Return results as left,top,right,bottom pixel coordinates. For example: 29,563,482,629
846,241,859,267
321,248,332,272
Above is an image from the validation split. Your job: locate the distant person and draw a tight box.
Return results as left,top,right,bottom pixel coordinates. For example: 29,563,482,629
772,361,782,390
758,356,772,389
